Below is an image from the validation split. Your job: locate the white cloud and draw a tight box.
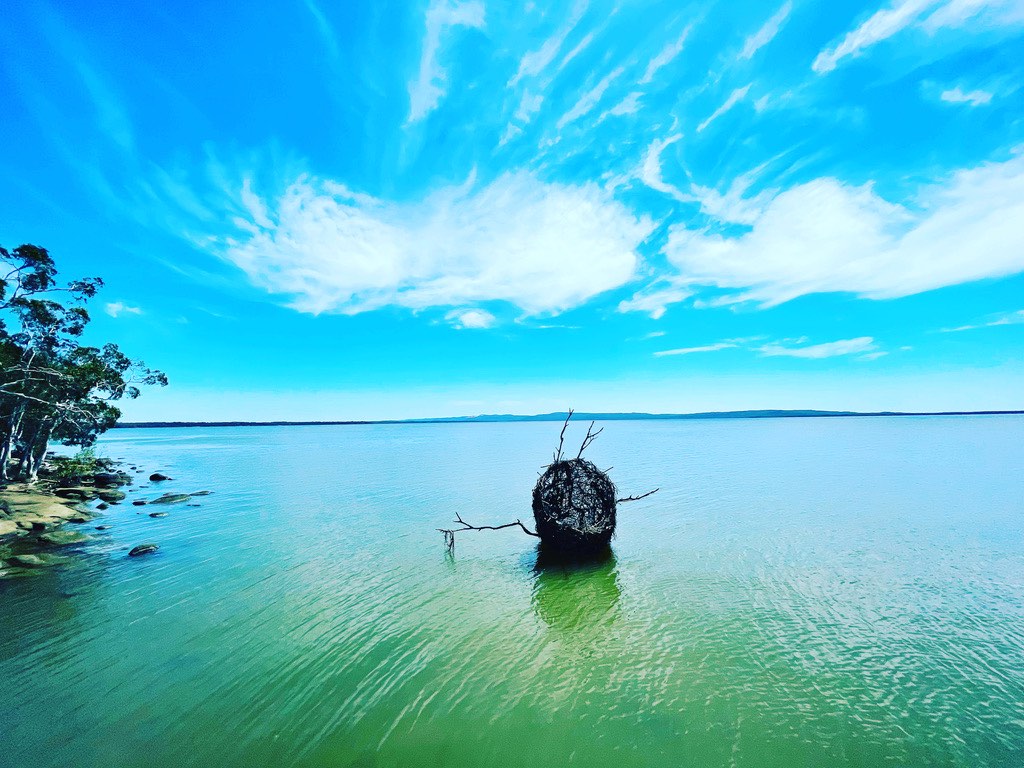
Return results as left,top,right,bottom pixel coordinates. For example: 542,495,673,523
813,0,1024,74
740,2,792,60
923,0,1024,29
638,133,687,200
697,84,751,132
940,86,993,105
644,152,1024,307
509,0,589,87
638,136,772,224
813,0,934,73
654,342,737,357
942,308,1024,331
445,308,496,329
221,171,654,316
407,0,485,123
760,337,878,358
640,25,693,84
556,66,625,130
105,302,143,318
605,91,643,118
616,282,693,319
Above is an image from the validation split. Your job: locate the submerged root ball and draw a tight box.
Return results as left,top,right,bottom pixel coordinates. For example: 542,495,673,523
532,458,617,555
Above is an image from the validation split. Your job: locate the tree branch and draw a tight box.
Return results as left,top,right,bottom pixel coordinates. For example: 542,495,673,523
438,511,540,554
576,420,603,459
617,488,659,503
553,408,573,463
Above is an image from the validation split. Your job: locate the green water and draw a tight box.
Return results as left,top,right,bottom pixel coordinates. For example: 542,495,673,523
2,417,1023,766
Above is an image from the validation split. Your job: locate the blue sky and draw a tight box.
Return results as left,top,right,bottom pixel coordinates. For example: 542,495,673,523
1,0,1022,420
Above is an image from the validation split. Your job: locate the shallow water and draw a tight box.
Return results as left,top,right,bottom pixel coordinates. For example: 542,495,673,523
2,417,1023,767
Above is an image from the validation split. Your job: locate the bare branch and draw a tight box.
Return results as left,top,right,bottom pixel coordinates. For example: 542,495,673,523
438,511,540,553
553,408,573,463
617,488,659,503
576,420,603,459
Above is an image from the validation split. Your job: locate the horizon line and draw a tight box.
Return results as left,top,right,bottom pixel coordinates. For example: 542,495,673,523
114,408,1024,429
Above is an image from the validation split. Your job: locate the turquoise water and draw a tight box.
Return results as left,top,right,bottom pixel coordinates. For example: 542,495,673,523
1,417,1023,766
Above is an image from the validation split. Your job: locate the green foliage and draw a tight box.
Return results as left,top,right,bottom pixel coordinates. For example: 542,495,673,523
1,243,167,481
47,448,100,481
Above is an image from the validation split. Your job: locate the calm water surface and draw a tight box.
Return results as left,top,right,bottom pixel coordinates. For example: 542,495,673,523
2,417,1023,767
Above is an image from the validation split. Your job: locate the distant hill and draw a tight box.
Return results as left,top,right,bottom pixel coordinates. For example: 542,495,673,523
115,409,1023,429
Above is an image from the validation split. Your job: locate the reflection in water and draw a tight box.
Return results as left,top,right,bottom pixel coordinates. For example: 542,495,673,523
531,546,621,632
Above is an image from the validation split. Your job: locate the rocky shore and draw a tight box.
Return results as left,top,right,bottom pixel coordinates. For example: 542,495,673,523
1,456,210,578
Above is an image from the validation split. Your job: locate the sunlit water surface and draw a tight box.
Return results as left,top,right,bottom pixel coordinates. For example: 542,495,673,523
2,417,1023,767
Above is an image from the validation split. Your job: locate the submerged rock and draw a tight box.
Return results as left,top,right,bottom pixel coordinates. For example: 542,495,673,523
95,525,112,530
38,530,90,547
150,493,190,505
132,500,147,506
148,512,168,518
190,491,213,496
128,543,159,557
149,473,171,482
96,489,126,503
96,503,110,511
10,553,69,568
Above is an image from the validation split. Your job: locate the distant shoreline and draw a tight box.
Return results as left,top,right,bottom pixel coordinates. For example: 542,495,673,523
114,409,1024,429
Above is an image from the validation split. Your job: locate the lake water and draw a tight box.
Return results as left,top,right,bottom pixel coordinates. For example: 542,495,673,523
1,417,1023,767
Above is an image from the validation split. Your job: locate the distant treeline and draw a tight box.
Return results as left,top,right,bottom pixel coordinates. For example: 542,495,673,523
115,409,1024,429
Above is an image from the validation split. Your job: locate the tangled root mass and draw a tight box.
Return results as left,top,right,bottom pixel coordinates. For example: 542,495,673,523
532,458,617,555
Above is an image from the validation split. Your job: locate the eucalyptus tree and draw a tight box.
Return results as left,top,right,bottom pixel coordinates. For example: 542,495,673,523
1,244,166,482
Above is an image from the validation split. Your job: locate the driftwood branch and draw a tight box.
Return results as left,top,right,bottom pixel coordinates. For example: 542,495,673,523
553,408,573,463
617,488,659,503
438,511,540,554
577,421,603,459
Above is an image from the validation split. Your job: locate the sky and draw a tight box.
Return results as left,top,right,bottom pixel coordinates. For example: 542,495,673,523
1,0,1022,421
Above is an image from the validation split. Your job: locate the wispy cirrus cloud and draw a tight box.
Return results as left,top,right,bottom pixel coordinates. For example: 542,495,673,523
556,66,626,130
740,2,792,60
760,337,878,358
697,84,751,132
406,0,485,124
654,342,737,356
640,24,693,84
221,171,654,317
508,0,589,88
813,0,1024,74
941,308,1024,331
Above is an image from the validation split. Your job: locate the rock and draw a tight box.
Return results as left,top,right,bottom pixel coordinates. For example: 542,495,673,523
148,512,168,518
67,514,93,524
96,502,110,511
0,519,19,537
96,489,126,503
54,487,96,501
38,530,90,547
95,525,112,530
149,473,171,482
190,491,213,496
10,553,68,568
150,493,190,505
93,472,124,487
128,543,159,557
132,500,147,506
